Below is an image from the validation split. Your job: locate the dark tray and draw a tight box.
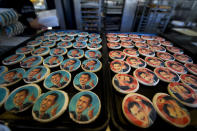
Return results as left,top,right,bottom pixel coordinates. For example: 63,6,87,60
102,32,197,130
0,30,110,131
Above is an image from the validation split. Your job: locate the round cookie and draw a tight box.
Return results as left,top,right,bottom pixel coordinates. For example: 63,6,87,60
174,54,193,63
50,47,67,56
153,36,165,41
76,37,88,42
123,48,139,57
107,42,121,49
185,63,197,75
168,82,197,108
166,46,183,54
89,33,100,38
69,91,101,124
31,47,50,56
35,36,49,41
120,37,131,42
57,41,72,48
67,31,77,36
120,42,134,48
44,70,71,90
126,56,146,68
129,34,140,38
85,50,101,59
180,74,197,91
48,35,61,41
44,31,56,36
40,41,56,48
110,60,130,74
134,68,159,86
149,45,166,52
78,32,89,37
122,93,156,128
67,49,84,59
0,66,8,75
145,57,165,68
81,59,102,72
118,34,128,37
147,40,161,46
16,46,34,54
32,90,69,123
73,42,87,49
43,55,63,68
154,67,180,83
152,93,190,128
60,58,81,72
107,37,120,42
160,41,173,47
131,38,145,43
2,54,25,65
61,36,74,42
157,52,175,61
4,84,41,113
109,50,126,60
135,42,149,48
0,87,9,107
20,56,43,68
138,48,155,57
73,72,98,91
26,40,41,47
106,33,117,38
87,43,102,50
89,38,102,44
23,66,50,84
112,74,139,94
0,68,25,86
165,61,187,74
56,31,67,36
141,35,153,40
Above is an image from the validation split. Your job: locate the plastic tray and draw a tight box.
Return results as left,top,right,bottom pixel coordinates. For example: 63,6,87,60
103,32,197,130
0,30,110,131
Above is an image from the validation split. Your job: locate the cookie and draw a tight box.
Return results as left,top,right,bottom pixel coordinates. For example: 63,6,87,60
26,40,42,47
138,48,155,57
32,90,69,123
40,41,56,48
56,31,67,36
69,91,101,124
160,41,173,47
73,42,87,49
35,36,49,41
81,59,102,72
0,66,8,75
120,42,134,48
122,93,156,128
60,58,81,72
20,56,43,68
152,93,190,128
73,72,98,91
89,38,102,44
126,56,146,68
135,42,149,48
43,55,63,68
123,48,139,57
67,49,84,59
87,43,102,50
67,31,77,36
85,50,102,59
50,47,67,56
16,46,34,54
31,47,50,56
131,38,145,43
76,37,88,42
185,63,197,75
48,35,61,41
61,36,74,42
153,36,165,41
23,66,50,84
109,50,126,60
180,74,197,91
0,87,9,107
168,82,197,107
129,34,140,38
2,54,25,65
149,45,166,52
4,84,41,113
145,57,165,68
107,42,121,49
141,35,153,40
157,52,175,61
147,40,161,46
154,67,180,83
57,41,72,48
165,61,187,74
120,37,131,42
118,34,128,37
166,46,183,54
113,74,139,94
174,54,193,63
44,31,56,36
44,70,71,90
89,33,100,38
106,33,117,38
110,60,130,74
78,32,89,37
107,37,120,42
0,68,25,86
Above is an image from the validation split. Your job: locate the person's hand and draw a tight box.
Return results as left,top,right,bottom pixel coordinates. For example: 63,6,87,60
29,18,46,30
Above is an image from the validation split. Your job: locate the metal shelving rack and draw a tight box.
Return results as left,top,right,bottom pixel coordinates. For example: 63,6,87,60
137,0,177,33
74,0,102,32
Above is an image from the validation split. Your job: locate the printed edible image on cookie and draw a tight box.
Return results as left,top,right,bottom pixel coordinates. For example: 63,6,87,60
81,59,102,72
110,60,130,74
67,49,84,59
43,55,63,68
0,87,9,107
50,47,67,56
3,54,25,65
85,50,102,59
20,56,43,68
60,58,81,72
126,57,146,68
